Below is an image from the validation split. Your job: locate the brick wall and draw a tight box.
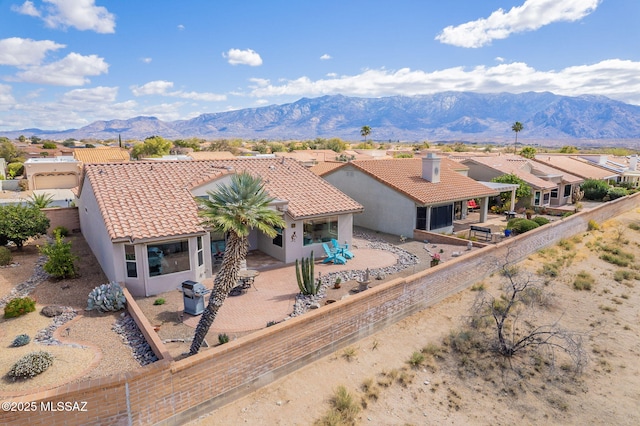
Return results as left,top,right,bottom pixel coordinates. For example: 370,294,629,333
42,207,80,234
3,194,637,425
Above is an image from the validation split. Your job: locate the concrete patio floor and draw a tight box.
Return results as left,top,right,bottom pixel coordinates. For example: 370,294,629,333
182,238,398,335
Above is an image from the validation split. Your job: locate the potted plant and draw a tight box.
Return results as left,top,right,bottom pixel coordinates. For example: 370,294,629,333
430,253,441,267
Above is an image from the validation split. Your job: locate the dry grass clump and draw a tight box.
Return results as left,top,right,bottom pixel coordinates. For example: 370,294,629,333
573,271,595,291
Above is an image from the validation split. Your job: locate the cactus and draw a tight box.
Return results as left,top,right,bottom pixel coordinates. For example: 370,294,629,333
296,251,320,295
87,281,126,312
12,334,31,347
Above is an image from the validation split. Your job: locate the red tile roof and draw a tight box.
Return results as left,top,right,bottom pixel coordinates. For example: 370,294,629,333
344,158,498,205
82,158,363,242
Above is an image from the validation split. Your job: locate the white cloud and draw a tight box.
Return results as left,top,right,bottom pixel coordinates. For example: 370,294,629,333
243,59,640,105
320,54,332,60
0,37,65,66
62,86,118,103
130,80,226,102
141,57,152,64
11,1,40,17
177,24,185,31
495,57,505,63
14,0,116,34
436,0,601,48
131,80,174,96
12,52,109,86
223,48,263,66
0,84,16,110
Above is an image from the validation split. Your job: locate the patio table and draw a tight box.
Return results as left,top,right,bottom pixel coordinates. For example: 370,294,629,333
238,269,260,291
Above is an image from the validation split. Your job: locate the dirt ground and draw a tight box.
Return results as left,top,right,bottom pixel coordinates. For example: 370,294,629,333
188,210,640,426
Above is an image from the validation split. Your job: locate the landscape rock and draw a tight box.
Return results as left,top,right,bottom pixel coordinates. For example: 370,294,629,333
41,305,66,317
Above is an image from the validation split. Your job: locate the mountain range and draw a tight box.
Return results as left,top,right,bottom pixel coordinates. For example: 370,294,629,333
4,92,640,146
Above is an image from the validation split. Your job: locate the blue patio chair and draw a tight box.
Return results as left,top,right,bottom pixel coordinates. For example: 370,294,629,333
331,238,354,259
322,243,347,264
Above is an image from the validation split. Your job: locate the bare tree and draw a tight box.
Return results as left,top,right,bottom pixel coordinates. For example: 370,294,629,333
467,253,587,374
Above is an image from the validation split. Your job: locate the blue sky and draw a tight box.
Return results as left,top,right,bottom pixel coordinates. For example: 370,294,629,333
0,0,639,131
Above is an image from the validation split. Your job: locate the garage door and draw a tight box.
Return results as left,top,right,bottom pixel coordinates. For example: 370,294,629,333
33,173,78,190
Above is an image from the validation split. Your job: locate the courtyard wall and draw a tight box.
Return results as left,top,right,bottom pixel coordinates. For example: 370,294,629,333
3,194,637,425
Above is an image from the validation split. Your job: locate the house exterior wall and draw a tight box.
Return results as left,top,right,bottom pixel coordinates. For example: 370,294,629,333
325,166,417,237
77,181,119,282
464,162,501,182
24,158,81,190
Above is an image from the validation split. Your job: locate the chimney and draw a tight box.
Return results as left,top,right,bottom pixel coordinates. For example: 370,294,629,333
630,155,638,171
422,153,441,183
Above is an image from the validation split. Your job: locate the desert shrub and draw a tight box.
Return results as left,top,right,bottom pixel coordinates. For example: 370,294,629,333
52,226,69,237
315,385,360,426
581,179,610,200
605,187,628,201
508,218,540,234
218,333,229,345
588,220,600,231
4,297,36,318
573,271,595,290
407,351,425,369
153,298,165,305
11,334,31,347
600,253,630,267
0,246,12,266
40,232,78,279
342,346,358,361
86,282,126,312
629,223,640,231
8,351,53,379
532,216,550,226
613,270,640,282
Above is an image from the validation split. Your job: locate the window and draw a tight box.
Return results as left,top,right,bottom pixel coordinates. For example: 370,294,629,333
550,188,558,198
416,207,427,230
543,192,550,204
125,245,137,278
303,216,338,246
147,240,190,277
197,236,204,266
273,227,283,247
564,184,572,198
430,204,453,230
534,191,541,206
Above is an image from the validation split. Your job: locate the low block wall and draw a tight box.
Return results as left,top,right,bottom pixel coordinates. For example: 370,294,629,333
3,194,638,426
43,207,80,234
413,228,490,248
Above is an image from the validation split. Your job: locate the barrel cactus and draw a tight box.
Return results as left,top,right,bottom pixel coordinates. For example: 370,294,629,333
87,281,126,312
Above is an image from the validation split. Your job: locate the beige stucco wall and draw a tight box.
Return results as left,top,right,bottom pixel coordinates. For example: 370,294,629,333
324,165,417,236
24,158,81,190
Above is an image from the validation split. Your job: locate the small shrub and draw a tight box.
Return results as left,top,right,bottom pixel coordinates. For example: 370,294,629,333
507,218,540,234
12,334,31,347
407,351,425,368
153,298,166,305
605,187,628,201
4,297,36,318
8,351,54,379
588,219,600,231
613,270,640,282
342,346,358,362
40,233,78,279
52,226,69,237
582,179,610,200
573,271,595,291
628,223,640,231
470,282,485,291
316,385,360,425
600,253,630,267
539,262,559,278
532,216,550,226
0,246,12,266
86,282,126,312
218,333,229,345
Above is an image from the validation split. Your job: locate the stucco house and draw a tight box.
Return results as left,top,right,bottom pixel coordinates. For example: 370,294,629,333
461,155,583,208
23,156,82,190
77,158,362,296
533,154,620,183
321,155,499,237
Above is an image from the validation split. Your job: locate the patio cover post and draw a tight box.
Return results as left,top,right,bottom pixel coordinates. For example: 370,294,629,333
510,189,516,211
479,196,489,223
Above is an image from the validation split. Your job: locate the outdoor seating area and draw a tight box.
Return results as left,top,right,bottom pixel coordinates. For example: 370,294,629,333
322,240,355,265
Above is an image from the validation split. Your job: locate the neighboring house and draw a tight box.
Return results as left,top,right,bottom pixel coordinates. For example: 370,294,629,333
461,155,583,208
321,155,499,237
23,156,81,190
533,154,620,183
574,154,640,187
77,158,363,297
188,151,236,160
72,147,131,164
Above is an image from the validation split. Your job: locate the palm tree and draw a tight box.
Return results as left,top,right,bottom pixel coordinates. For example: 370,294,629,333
27,193,54,209
360,125,371,142
511,121,523,154
189,172,285,355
